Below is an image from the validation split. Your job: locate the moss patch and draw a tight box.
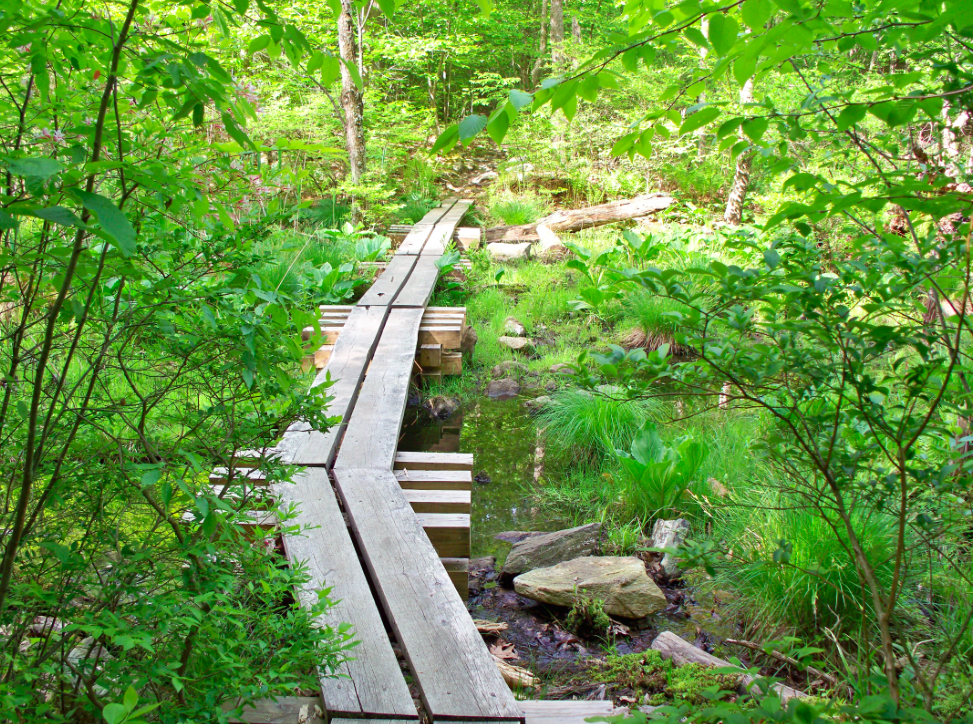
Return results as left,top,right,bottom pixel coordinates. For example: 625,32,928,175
589,651,741,706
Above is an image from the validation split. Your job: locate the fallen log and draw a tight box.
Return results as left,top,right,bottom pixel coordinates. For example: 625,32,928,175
650,631,806,703
485,193,674,242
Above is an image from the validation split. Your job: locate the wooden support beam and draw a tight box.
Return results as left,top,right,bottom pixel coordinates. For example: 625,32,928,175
395,469,473,490
394,451,473,471
441,351,462,375
417,344,442,368
404,489,471,514
440,557,469,602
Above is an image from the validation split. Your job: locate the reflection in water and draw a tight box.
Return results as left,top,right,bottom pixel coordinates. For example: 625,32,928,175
398,398,566,559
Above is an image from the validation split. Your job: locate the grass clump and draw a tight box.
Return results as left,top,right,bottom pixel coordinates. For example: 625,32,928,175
537,390,662,462
488,192,550,226
565,596,612,638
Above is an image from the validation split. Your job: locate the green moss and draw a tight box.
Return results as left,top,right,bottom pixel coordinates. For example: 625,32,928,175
590,652,740,706
565,596,612,638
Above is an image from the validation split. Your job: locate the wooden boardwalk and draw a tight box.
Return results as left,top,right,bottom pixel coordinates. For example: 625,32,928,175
273,200,524,722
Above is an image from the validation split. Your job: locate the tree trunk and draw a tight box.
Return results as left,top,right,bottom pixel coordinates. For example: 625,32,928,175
571,16,581,42
530,0,549,87
338,0,365,183
486,193,674,241
549,0,564,66
724,78,755,225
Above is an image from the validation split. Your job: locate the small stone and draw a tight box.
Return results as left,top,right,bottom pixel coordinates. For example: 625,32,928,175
491,361,528,378
502,523,602,579
498,336,534,354
461,325,478,356
504,317,527,337
488,242,531,262
514,556,667,619
423,395,460,419
549,363,573,375
525,395,552,413
486,378,520,399
651,519,691,577
471,171,499,185
545,381,557,392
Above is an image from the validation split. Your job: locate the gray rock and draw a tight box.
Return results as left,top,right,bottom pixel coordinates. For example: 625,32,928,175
486,378,520,399
504,316,527,337
545,381,557,392
498,336,534,354
514,556,667,619
536,224,569,261
495,531,546,544
461,325,478,356
502,523,602,579
423,395,460,419
651,518,691,577
549,363,573,374
471,171,499,185
491,360,529,378
525,395,552,413
488,242,531,262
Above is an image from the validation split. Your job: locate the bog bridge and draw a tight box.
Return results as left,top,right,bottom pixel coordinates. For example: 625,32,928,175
221,201,615,723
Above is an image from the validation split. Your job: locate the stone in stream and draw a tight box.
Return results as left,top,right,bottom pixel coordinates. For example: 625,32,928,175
501,522,602,580
495,530,546,545
504,316,527,337
486,378,520,399
498,336,534,354
514,556,666,619
651,518,691,578
488,242,532,262
422,395,460,420
524,395,552,413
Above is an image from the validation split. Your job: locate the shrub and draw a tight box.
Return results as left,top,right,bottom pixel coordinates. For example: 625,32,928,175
489,193,550,226
616,427,709,520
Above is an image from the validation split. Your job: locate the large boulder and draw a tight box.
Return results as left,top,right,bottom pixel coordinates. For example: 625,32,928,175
502,522,602,579
488,242,531,262
498,336,534,354
486,378,520,399
514,556,667,619
651,518,691,577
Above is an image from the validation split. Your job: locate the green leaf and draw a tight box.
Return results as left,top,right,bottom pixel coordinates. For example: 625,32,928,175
320,56,341,86
679,106,721,135
73,190,136,256
458,114,488,145
123,686,138,711
377,0,396,16
836,103,867,131
430,124,459,155
103,704,127,724
734,54,756,85
340,59,363,91
475,0,494,15
763,248,780,268
247,35,271,54
487,108,510,144
509,89,533,110
707,13,739,56
742,116,768,142
578,75,600,102
31,206,82,228
7,157,64,179
741,0,772,29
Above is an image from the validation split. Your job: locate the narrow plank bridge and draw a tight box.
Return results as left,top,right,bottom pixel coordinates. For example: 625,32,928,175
224,201,613,723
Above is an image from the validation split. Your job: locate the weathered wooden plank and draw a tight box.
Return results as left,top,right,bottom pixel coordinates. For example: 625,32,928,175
223,696,325,724
396,202,456,254
395,469,473,490
416,512,471,558
274,468,418,719
422,200,473,256
404,489,471,514
441,351,462,375
279,306,388,467
394,451,473,471
518,701,614,722
358,254,418,306
393,254,442,308
332,467,521,721
441,557,470,601
418,325,462,348
334,308,424,471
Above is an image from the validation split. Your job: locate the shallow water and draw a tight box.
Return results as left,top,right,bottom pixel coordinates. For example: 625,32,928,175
398,397,567,559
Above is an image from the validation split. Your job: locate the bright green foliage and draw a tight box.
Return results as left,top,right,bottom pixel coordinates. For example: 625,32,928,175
616,427,708,519
564,595,612,638
590,650,740,706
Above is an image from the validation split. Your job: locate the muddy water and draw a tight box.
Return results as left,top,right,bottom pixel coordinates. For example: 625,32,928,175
398,397,568,559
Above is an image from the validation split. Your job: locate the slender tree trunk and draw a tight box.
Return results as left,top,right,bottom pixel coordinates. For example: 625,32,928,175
338,0,365,183
549,0,564,66
530,0,549,87
724,78,755,225
571,16,581,42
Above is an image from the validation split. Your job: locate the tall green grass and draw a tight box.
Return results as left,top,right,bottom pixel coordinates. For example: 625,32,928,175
488,193,550,227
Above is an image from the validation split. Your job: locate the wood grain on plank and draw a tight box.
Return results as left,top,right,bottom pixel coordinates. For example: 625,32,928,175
358,254,418,306
334,308,424,470
279,306,388,467
223,695,325,724
396,201,456,254
394,451,473,470
395,469,473,490
274,468,417,719
421,200,473,256
393,255,441,308
332,467,522,721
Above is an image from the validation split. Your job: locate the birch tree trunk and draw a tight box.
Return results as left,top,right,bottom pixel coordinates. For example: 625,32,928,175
724,78,755,225
338,0,366,183
530,0,549,87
